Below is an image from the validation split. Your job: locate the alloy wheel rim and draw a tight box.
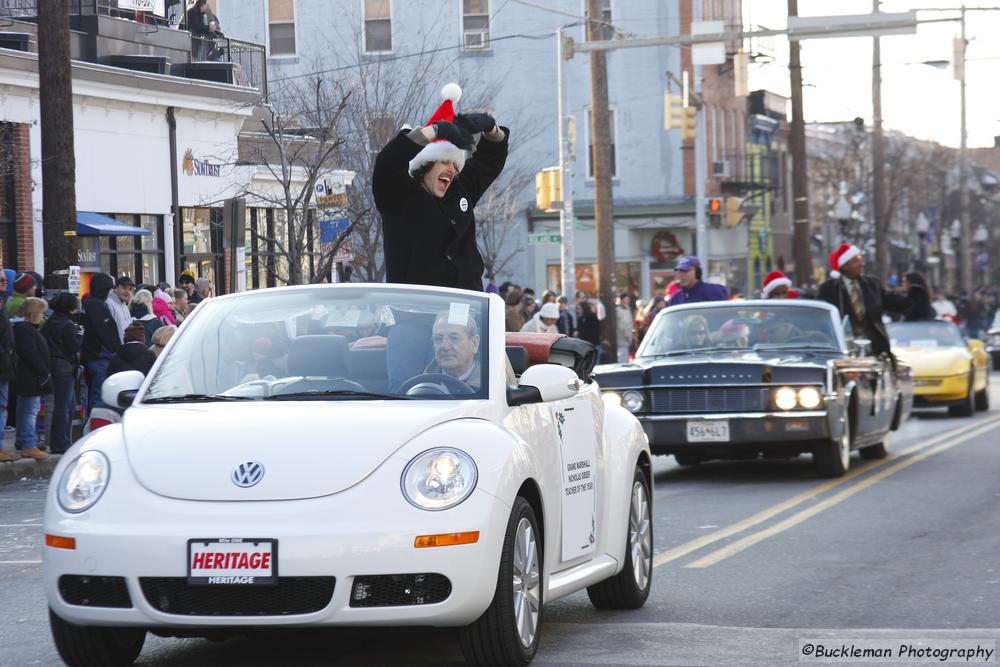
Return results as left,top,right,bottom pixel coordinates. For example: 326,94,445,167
511,517,540,648
629,480,652,591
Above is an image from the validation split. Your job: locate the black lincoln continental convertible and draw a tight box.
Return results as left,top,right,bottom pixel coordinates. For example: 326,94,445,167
595,300,913,478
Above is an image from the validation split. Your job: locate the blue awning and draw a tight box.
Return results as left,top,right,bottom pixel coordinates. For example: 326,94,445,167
77,212,151,236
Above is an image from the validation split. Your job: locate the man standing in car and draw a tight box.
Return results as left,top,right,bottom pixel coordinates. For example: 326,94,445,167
666,256,729,306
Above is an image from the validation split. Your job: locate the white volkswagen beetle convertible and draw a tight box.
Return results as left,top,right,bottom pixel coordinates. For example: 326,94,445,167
44,284,651,667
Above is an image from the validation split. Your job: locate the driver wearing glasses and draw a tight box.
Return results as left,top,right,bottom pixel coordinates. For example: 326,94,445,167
425,312,481,391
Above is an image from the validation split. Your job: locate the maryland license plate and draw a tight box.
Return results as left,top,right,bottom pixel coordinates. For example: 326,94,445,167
187,538,277,585
686,420,730,442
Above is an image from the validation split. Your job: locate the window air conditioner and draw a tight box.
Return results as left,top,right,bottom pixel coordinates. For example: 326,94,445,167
712,160,731,178
464,30,488,50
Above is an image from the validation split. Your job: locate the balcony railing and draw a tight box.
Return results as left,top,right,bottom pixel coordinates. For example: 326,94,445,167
191,33,267,97
717,151,780,191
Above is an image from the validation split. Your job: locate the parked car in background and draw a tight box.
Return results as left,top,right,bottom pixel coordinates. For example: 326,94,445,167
889,319,990,416
987,311,1000,369
594,300,912,478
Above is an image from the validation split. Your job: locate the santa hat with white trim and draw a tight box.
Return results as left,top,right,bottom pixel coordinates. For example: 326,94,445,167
828,242,862,279
408,83,467,176
761,271,792,298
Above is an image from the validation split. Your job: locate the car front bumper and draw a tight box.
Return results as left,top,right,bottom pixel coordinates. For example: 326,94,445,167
637,410,831,456
44,465,511,629
911,373,969,405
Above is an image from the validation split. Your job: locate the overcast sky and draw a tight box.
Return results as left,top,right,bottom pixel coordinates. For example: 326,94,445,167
743,0,1000,148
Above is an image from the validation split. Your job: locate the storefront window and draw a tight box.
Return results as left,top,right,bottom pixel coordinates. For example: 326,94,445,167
183,208,213,254
100,214,165,285
181,207,223,290
545,262,640,297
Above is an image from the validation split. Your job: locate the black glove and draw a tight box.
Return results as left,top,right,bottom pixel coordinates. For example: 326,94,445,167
454,112,497,136
432,121,473,149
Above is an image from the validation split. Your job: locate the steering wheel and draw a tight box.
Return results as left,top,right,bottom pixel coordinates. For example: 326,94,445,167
394,373,475,396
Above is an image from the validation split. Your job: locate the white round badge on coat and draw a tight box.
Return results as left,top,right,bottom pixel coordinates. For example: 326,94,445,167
459,197,469,212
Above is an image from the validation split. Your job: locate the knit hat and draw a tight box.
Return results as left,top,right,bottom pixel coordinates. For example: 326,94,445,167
828,243,861,279
408,83,467,176
124,321,146,344
538,302,560,319
13,272,35,293
761,271,792,298
179,270,196,285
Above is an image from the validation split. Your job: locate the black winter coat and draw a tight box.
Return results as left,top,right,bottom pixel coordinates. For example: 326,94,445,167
900,285,936,322
12,320,51,396
107,342,156,377
818,276,910,358
81,274,123,363
575,313,602,348
0,306,15,382
42,312,82,377
373,128,509,291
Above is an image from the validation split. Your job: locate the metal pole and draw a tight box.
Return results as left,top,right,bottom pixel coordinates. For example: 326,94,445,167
872,0,888,281
958,6,973,296
694,71,707,273
557,27,576,300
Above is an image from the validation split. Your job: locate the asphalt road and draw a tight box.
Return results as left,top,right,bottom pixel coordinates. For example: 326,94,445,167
3,381,1000,666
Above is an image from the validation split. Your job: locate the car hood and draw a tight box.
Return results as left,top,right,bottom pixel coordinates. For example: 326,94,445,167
122,402,479,501
595,349,837,387
893,347,970,376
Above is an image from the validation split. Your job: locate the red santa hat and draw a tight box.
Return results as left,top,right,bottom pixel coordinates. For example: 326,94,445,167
408,83,467,176
761,271,792,298
828,243,861,279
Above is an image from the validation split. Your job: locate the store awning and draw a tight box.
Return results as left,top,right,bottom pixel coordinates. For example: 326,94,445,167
76,212,151,236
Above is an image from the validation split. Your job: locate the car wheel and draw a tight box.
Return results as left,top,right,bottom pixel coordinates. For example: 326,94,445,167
975,382,990,412
673,454,702,466
587,467,652,610
858,440,887,460
49,608,146,667
814,410,851,478
949,376,976,418
460,497,542,667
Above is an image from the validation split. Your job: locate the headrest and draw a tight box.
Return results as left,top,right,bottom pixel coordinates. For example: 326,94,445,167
505,345,530,375
287,335,349,378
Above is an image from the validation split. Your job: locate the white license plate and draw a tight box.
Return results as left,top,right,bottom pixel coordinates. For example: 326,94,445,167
686,420,730,442
187,538,277,585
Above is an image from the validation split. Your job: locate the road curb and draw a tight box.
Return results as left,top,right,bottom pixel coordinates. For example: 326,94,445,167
0,454,61,485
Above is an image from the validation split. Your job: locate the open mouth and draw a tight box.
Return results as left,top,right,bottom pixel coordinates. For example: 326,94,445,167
437,174,453,190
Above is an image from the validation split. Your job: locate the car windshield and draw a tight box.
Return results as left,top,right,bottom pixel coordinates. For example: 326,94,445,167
888,321,964,348
637,304,840,357
143,287,489,402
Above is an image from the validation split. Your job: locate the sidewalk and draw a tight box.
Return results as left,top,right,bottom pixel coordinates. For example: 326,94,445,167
0,430,62,484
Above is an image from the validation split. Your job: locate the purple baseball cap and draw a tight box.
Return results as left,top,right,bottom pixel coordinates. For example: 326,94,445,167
675,255,701,271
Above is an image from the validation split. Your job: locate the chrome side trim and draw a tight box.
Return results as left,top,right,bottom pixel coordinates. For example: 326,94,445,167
638,411,827,422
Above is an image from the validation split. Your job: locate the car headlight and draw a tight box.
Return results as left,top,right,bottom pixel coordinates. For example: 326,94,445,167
621,390,644,412
401,448,477,511
57,451,110,513
798,387,822,409
774,386,798,411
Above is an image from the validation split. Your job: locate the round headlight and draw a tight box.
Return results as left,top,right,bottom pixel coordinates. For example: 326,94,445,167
57,451,110,513
622,390,644,412
798,386,822,409
401,448,478,511
601,392,622,408
774,386,798,411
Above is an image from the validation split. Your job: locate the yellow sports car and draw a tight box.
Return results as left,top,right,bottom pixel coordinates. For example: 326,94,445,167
889,320,989,417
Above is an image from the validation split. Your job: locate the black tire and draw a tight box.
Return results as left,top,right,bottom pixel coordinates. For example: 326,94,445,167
814,409,851,478
587,467,652,610
49,608,146,667
949,376,976,417
975,384,990,412
673,454,702,466
858,441,887,460
460,497,542,667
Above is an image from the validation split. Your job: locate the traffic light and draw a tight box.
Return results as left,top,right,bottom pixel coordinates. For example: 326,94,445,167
725,196,743,227
681,105,697,141
664,92,697,140
535,167,562,212
707,197,723,226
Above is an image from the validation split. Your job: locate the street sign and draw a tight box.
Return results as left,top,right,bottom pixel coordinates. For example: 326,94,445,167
319,218,350,243
691,20,725,65
528,233,562,245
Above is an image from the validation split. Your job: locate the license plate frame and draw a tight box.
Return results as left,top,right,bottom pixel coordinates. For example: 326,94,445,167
187,538,278,585
686,420,730,442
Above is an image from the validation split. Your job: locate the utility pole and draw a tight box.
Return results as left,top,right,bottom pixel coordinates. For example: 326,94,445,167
872,0,888,281
556,27,576,302
787,0,812,287
957,5,972,297
586,0,618,360
37,0,78,288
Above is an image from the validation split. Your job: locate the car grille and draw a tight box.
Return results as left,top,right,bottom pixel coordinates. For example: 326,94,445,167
139,576,335,616
649,387,770,413
59,575,132,608
350,573,452,607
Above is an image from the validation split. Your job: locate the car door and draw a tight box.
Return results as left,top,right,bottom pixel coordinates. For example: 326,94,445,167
839,316,884,437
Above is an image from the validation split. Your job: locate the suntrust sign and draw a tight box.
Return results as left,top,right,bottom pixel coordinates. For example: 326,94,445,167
182,148,221,177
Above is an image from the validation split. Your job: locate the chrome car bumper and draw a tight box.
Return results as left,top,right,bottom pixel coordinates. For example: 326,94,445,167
637,410,831,456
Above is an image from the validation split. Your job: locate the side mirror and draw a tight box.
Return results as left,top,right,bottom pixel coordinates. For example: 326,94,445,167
517,364,581,403
851,338,872,357
101,370,145,409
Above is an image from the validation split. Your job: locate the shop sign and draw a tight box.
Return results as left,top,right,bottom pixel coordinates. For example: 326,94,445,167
76,237,101,270
651,231,684,264
315,179,347,208
119,0,165,15
182,149,221,177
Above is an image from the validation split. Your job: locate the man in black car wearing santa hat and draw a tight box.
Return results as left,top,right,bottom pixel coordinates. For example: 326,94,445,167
373,83,509,292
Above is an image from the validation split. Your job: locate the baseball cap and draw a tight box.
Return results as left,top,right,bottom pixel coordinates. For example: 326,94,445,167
674,255,701,271
116,275,135,287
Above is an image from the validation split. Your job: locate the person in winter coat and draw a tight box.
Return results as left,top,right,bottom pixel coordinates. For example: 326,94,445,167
150,325,177,357
615,293,635,363
6,272,37,318
555,296,574,336
169,288,189,325
152,288,177,325
0,271,17,462
373,83,509,291
108,322,157,377
667,256,729,306
12,297,51,460
520,302,560,334
42,293,81,454
574,300,602,348
130,289,164,346
504,288,524,332
899,272,936,321
81,273,124,412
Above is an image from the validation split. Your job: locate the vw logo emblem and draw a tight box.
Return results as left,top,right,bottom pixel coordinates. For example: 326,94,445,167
231,461,265,488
